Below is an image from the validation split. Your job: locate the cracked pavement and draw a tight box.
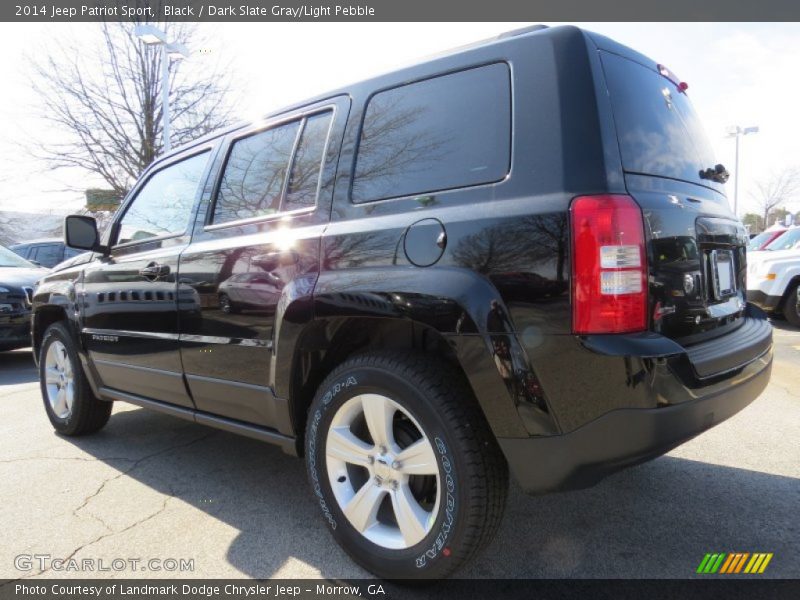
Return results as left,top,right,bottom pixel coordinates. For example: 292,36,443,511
0,323,798,579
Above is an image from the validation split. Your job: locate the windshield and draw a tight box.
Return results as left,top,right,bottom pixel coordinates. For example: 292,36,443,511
0,245,36,268
601,52,720,189
748,230,781,251
765,228,800,251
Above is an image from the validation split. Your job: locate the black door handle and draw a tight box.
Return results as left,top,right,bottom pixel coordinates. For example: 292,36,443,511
139,262,170,279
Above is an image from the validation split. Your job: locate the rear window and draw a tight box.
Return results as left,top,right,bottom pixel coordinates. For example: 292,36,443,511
352,63,511,203
601,52,717,186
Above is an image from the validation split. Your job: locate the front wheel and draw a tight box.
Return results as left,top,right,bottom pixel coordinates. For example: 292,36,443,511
40,322,112,436
305,352,508,579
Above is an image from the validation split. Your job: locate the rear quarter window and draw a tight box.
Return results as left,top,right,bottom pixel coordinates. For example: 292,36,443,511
31,244,62,267
352,62,512,203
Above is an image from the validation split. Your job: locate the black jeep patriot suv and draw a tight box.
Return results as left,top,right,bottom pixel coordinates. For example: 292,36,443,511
32,25,772,579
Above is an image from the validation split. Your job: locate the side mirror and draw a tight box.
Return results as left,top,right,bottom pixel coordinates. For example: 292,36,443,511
64,215,101,252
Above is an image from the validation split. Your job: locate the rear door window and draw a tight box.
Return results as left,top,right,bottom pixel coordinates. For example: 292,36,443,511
352,63,511,203
765,228,800,251
213,121,301,224
284,112,333,211
212,111,334,224
601,52,717,187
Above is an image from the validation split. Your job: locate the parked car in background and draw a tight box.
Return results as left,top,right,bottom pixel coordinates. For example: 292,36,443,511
747,226,788,251
747,226,800,326
0,245,48,351
10,238,83,269
218,272,283,314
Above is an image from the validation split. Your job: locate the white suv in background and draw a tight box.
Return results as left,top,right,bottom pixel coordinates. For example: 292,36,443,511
747,227,800,326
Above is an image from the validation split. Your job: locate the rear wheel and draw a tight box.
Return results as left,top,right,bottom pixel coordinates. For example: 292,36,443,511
40,322,112,436
305,352,508,579
783,283,800,327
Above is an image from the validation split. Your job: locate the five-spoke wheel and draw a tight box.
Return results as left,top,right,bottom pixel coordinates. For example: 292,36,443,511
39,322,112,436
306,352,508,579
326,393,440,549
43,340,75,419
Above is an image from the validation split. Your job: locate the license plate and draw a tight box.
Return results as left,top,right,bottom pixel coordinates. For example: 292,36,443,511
711,250,736,300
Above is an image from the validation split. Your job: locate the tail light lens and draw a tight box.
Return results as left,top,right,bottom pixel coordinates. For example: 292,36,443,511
571,194,647,334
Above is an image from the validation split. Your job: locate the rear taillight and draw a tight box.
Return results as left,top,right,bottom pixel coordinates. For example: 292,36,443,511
570,194,647,334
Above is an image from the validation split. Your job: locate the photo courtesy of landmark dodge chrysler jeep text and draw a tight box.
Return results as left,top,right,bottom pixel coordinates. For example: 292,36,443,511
31,25,773,579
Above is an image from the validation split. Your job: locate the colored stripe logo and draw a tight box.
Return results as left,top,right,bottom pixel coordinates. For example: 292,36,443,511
697,552,773,574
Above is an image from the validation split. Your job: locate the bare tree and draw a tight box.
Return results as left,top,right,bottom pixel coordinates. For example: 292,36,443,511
741,212,764,233
27,22,237,199
750,167,800,228
452,215,569,280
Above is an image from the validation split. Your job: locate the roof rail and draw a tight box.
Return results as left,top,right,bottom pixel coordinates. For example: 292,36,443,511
496,24,549,40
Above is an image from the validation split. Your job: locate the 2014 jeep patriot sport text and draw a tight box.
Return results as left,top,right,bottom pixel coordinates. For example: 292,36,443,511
32,25,772,579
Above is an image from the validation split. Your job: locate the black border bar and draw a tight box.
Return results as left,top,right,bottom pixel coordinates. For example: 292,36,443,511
6,0,800,22
2,579,800,600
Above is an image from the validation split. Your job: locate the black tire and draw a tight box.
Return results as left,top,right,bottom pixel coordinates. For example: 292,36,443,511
783,283,800,327
39,322,112,436
305,352,508,579
219,293,239,314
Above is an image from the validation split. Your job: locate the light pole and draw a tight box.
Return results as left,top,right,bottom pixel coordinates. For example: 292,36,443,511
725,125,759,217
134,25,190,154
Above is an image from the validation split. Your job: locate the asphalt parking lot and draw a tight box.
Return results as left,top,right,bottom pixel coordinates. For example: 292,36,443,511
1,324,798,580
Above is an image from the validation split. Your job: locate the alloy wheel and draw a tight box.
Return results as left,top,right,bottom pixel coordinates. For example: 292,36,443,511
44,340,75,419
325,393,441,549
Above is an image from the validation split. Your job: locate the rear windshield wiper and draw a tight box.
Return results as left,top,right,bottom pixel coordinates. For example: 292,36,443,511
699,163,730,184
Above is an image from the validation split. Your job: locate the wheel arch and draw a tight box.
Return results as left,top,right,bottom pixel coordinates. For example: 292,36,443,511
776,274,800,312
288,316,472,452
278,266,557,452
32,304,71,365
31,277,82,364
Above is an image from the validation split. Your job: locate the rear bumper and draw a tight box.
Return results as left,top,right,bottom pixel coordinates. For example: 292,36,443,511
746,289,781,312
500,312,772,495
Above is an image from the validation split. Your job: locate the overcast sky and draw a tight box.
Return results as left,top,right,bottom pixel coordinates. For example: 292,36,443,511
1,22,799,218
